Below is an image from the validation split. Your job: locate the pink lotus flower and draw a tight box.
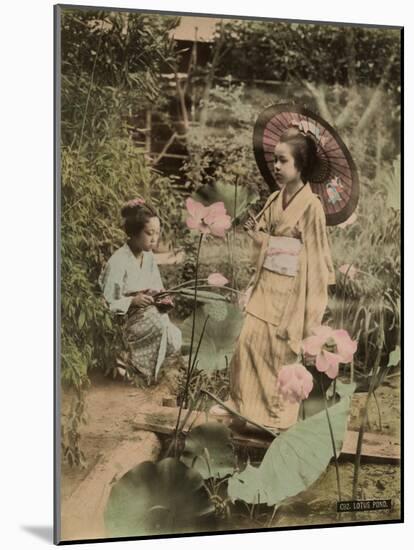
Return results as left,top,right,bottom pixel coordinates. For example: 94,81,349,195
277,363,314,403
186,198,208,232
302,326,358,379
314,349,342,379
207,273,229,287
186,198,231,238
339,263,358,280
332,329,358,363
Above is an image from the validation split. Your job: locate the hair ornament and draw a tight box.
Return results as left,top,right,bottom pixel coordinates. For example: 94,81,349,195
289,120,322,143
125,197,146,209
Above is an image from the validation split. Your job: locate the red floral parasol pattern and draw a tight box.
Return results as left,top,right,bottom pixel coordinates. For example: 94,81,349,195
253,103,359,226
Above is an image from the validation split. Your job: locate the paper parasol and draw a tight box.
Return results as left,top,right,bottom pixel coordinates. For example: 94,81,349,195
253,103,359,226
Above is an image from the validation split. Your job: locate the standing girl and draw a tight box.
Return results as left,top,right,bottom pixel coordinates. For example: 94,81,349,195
99,199,182,386
228,126,337,428
225,102,358,430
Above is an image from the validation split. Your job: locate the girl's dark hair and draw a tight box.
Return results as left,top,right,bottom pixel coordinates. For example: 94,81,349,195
279,128,318,182
121,201,158,237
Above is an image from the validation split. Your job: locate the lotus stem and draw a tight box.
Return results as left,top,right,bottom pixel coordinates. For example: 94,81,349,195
372,389,383,431
161,278,210,293
320,376,342,502
201,388,278,438
340,266,350,329
164,289,230,301
155,285,244,300
266,504,279,527
184,316,210,408
165,392,203,458
173,234,203,455
352,298,384,500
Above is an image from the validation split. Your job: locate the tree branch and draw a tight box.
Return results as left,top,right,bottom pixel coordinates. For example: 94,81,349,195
175,73,190,131
334,94,360,130
355,54,396,135
302,81,334,125
152,131,179,166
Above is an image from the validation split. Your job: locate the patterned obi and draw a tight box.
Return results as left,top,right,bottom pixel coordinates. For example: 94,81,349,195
263,236,302,277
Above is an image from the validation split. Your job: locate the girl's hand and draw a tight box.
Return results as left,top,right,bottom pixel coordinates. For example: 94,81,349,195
154,294,174,313
131,292,154,308
244,219,266,246
243,216,257,233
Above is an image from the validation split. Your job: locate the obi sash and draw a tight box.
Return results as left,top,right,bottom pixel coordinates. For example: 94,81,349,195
262,236,302,277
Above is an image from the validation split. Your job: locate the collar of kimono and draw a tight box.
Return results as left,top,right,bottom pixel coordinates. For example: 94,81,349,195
274,183,314,234
123,242,145,263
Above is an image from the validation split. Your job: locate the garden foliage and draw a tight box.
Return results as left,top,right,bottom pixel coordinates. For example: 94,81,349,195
60,10,401,475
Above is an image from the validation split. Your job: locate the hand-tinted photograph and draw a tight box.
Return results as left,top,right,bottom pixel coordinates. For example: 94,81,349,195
54,4,402,544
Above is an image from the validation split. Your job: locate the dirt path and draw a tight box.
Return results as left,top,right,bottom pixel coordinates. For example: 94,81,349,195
60,361,182,499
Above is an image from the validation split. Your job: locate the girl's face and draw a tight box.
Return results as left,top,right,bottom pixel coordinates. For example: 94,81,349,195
130,217,160,253
274,142,302,187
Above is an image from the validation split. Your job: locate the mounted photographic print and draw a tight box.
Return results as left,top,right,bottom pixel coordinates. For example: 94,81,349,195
54,4,403,545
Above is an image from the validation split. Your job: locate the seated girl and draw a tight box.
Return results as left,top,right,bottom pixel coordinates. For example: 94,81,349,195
99,198,182,386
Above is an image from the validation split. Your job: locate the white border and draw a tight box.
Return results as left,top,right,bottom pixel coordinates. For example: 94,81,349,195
1,1,410,548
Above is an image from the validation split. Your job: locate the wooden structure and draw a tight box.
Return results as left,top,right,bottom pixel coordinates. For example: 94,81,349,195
131,402,400,463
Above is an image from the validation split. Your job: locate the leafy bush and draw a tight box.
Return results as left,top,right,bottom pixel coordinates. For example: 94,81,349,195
325,156,401,379
60,8,182,395
182,83,267,200
61,138,183,390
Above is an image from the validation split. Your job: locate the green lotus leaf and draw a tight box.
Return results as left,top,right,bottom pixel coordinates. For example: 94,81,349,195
203,300,228,321
180,422,236,479
227,381,356,506
104,458,215,537
192,180,259,220
387,345,401,367
181,303,244,372
366,344,400,390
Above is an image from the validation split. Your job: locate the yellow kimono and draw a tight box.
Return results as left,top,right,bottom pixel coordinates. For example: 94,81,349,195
230,184,335,429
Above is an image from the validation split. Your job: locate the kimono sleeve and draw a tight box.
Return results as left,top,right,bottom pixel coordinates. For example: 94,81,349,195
98,257,133,315
303,199,336,336
249,191,278,265
255,191,279,232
